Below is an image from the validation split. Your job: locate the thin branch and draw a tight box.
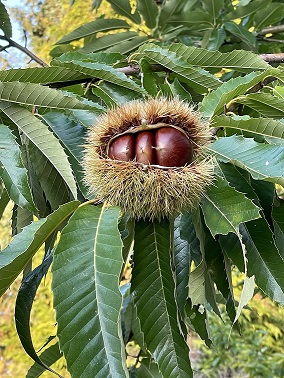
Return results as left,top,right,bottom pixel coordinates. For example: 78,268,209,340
258,25,284,36
0,35,48,67
259,53,284,63
258,36,284,44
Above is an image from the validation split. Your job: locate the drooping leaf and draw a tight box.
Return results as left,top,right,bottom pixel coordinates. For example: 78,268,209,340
0,124,35,212
185,301,212,347
0,102,78,199
56,19,131,44
26,343,63,378
0,201,79,297
52,204,128,378
212,115,284,141
139,59,158,96
134,45,221,93
240,218,284,305
233,275,255,325
0,0,12,38
188,260,206,307
132,219,193,377
15,254,61,377
201,176,260,237
136,0,159,29
173,214,191,317
209,135,284,185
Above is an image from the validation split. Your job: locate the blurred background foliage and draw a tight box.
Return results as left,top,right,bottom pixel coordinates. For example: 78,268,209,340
1,0,284,377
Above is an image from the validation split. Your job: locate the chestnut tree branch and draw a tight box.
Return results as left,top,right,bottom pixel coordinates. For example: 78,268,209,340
258,25,284,36
0,35,48,67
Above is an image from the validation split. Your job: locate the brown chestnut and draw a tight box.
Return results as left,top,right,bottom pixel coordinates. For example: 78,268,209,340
155,127,192,167
108,134,135,161
135,131,156,164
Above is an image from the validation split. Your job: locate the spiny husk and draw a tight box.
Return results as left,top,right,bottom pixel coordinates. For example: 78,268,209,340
83,98,214,220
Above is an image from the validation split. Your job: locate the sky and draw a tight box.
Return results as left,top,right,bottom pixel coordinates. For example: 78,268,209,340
1,0,28,67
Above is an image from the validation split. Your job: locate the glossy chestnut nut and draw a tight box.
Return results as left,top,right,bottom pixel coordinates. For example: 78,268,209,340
108,134,135,161
155,127,193,167
135,131,156,165
108,126,192,167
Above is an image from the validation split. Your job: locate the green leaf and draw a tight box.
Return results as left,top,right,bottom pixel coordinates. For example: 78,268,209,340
272,198,284,234
54,60,145,94
208,135,284,185
80,31,138,53
0,66,93,86
168,43,269,72
132,219,193,377
159,0,188,28
185,301,212,347
234,93,284,119
0,201,79,297
139,59,158,96
233,276,255,324
240,218,284,305
202,0,224,24
0,0,12,38
199,70,276,118
27,343,63,378
254,3,284,30
212,115,284,141
137,0,159,29
168,78,192,102
201,176,260,236
0,102,78,199
136,358,163,378
189,260,206,306
28,143,71,210
0,185,10,219
0,124,35,212
225,0,270,20
134,45,221,93
0,82,101,111
173,214,191,317
42,112,88,197
107,0,141,24
106,36,148,54
56,19,131,44
224,21,256,49
52,204,128,378
15,254,61,377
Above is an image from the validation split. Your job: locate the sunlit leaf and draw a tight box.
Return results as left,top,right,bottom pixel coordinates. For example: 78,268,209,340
137,0,159,29
56,19,131,44
233,275,255,324
107,0,141,24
